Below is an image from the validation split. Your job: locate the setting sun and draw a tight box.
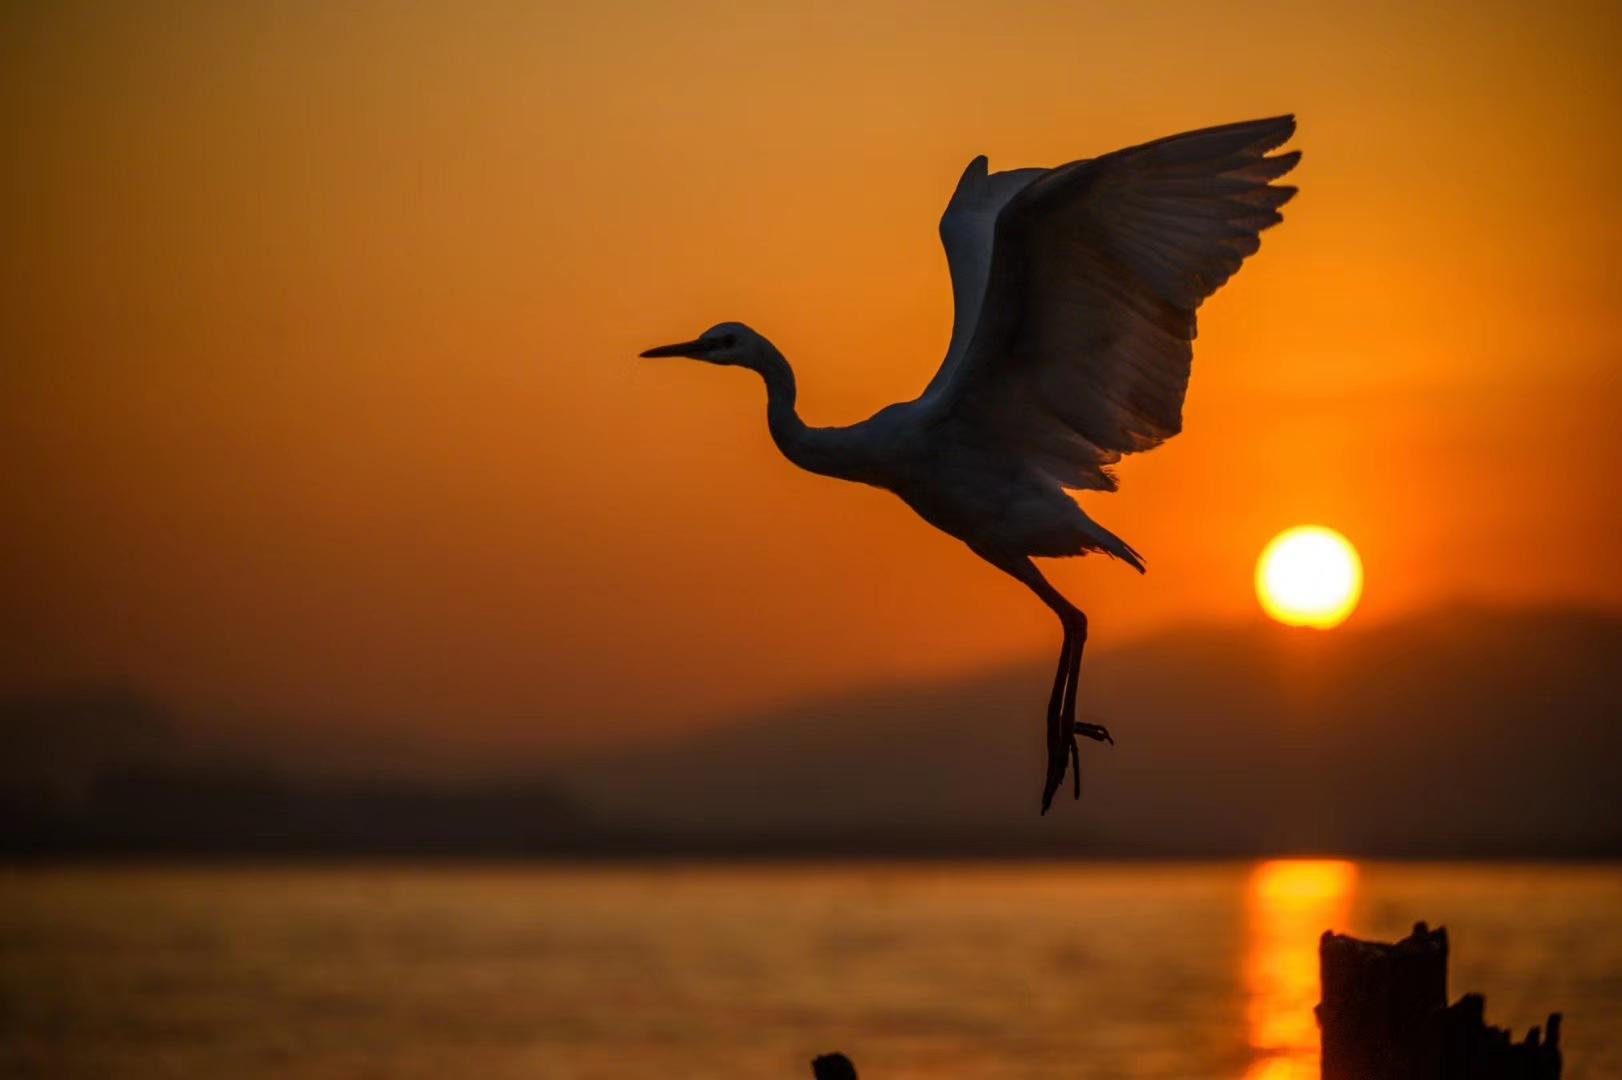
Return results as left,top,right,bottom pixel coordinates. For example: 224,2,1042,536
1256,526,1363,629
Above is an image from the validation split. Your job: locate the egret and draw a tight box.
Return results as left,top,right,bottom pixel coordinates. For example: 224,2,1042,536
642,116,1300,813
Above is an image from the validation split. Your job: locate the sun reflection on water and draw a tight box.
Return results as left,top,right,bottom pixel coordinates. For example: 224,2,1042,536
1243,859,1358,1080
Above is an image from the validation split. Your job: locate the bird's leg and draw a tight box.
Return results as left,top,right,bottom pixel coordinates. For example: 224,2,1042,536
1058,610,1113,801
1040,625,1075,814
1062,611,1083,800
1062,609,1113,747
975,551,1114,814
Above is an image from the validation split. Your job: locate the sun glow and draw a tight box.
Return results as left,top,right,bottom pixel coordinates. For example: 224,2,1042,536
1255,526,1363,629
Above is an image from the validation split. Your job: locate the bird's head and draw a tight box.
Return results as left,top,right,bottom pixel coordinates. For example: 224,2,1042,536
639,322,769,368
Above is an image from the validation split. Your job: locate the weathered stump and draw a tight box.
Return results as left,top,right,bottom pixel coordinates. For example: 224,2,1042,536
1318,921,1562,1080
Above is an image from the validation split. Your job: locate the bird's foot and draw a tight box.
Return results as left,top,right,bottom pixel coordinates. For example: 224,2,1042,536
1041,703,1116,810
1074,722,1113,746
1042,721,1115,811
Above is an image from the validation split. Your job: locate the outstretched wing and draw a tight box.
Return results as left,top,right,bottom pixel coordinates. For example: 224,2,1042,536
914,116,1299,492
932,155,1046,395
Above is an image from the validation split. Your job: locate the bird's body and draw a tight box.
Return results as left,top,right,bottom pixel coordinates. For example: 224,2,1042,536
780,398,1137,565
644,116,1300,812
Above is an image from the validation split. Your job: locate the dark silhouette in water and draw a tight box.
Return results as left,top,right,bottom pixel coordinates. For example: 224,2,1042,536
810,1052,858,1080
642,116,1299,812
1319,922,1562,1079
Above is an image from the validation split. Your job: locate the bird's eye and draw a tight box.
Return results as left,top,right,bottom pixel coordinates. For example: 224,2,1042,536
719,334,737,348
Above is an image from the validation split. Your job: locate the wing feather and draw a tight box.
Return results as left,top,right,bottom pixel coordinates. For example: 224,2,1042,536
912,116,1300,491
929,157,1045,401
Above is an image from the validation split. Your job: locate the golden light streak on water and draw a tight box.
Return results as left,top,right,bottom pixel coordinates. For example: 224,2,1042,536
1243,859,1358,1080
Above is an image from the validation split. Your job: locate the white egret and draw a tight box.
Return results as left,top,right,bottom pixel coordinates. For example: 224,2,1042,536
643,116,1300,813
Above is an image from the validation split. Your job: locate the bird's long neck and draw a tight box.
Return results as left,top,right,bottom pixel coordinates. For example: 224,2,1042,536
751,344,844,478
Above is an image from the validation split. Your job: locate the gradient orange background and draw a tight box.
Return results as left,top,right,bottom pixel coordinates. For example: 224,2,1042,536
3,1,1618,756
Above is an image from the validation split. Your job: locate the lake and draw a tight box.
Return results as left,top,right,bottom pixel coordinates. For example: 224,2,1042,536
1,861,1617,1077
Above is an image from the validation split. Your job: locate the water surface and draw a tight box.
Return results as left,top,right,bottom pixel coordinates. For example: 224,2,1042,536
1,861,1617,1078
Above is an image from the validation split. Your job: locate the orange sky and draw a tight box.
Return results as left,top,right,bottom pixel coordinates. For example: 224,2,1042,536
3,1,1619,755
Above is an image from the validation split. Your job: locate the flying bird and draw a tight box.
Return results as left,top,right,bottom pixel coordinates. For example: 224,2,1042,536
642,116,1300,813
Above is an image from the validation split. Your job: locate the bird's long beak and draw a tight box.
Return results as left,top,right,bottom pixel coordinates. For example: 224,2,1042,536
639,339,709,359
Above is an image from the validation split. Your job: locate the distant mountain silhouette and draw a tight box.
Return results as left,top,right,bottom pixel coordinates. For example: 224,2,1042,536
0,690,609,855
556,606,1622,856
5,606,1617,856
0,688,176,804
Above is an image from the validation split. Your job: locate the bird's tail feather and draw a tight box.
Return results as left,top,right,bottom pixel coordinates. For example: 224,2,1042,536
1079,515,1147,573
1104,538,1146,574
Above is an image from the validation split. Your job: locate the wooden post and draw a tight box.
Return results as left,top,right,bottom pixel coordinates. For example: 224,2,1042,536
1318,921,1562,1079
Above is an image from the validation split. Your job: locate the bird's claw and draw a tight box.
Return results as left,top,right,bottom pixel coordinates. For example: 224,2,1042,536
1075,722,1113,746
1045,721,1115,810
